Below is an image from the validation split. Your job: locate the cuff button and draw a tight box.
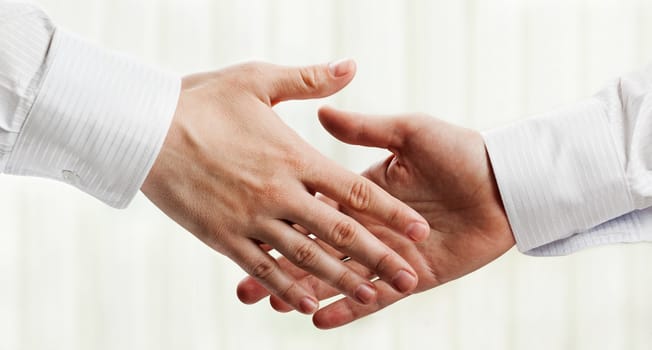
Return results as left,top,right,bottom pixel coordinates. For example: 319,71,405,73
61,169,81,185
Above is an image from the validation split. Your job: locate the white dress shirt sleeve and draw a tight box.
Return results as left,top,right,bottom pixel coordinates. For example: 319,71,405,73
483,65,652,256
0,1,180,208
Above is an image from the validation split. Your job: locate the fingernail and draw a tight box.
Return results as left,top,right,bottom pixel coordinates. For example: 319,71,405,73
354,283,377,304
406,222,429,241
299,297,319,314
392,270,417,293
328,58,354,77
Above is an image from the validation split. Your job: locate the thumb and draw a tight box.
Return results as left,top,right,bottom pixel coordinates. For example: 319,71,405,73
318,106,408,149
267,59,356,105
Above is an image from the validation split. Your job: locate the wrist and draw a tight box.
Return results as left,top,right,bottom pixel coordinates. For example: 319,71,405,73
484,144,516,247
141,89,191,200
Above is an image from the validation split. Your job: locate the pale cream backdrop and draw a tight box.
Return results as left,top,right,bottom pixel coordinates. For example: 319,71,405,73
1,0,651,349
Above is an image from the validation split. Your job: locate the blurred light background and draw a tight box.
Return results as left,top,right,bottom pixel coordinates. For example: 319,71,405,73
1,0,652,349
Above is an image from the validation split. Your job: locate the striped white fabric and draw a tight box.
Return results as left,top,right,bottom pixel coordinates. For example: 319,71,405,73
0,1,180,208
484,65,652,256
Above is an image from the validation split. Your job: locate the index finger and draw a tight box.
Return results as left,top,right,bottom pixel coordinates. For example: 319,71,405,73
303,160,430,242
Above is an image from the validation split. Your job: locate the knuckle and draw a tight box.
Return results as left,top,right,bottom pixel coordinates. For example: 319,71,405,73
278,280,299,300
347,180,371,211
240,60,266,73
404,114,430,134
412,112,431,121
388,116,423,148
278,148,308,176
330,220,357,249
235,61,267,89
299,67,320,91
293,242,319,268
259,179,283,201
398,115,420,130
250,260,276,280
335,269,353,288
219,78,250,99
304,274,321,292
374,251,394,275
386,206,402,226
395,117,415,134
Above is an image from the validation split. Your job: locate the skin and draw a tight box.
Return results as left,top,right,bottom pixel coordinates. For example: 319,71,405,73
236,106,516,328
141,61,431,315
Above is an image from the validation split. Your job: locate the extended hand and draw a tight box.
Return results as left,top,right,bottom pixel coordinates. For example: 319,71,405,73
141,62,430,315
236,107,515,327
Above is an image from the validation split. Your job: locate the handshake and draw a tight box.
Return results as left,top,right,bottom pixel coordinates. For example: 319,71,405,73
141,60,515,329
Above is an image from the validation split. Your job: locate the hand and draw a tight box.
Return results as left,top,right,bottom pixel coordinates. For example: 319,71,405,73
236,107,515,327
141,62,431,314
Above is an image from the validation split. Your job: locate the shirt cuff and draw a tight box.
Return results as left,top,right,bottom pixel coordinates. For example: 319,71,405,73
4,29,181,208
483,98,635,255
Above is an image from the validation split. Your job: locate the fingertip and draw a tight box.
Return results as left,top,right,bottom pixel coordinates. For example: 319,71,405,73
270,295,294,313
298,297,319,315
236,277,268,304
327,58,356,78
312,311,335,330
317,106,357,142
312,303,353,329
312,314,331,330
318,104,334,116
405,221,430,242
391,269,418,294
317,105,338,125
354,283,377,305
